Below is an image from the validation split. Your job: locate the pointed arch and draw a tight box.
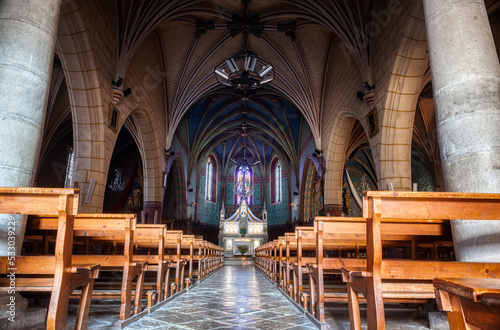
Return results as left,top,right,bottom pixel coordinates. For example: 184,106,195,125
56,3,106,212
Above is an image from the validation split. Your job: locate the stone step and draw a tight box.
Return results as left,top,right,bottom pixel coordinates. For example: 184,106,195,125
224,256,255,266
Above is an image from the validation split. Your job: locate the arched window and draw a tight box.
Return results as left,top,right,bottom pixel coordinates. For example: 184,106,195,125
205,156,216,202
271,157,282,204
235,164,252,205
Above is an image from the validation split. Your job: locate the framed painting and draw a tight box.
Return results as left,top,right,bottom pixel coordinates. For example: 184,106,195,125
107,103,119,132
366,107,379,138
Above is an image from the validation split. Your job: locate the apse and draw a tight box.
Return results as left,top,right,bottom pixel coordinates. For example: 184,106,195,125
170,86,312,242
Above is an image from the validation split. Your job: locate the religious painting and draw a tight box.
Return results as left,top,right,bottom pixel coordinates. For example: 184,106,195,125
107,103,119,132
366,107,379,138
235,164,252,204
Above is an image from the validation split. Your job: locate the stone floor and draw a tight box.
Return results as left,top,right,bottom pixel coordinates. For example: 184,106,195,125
63,265,442,329
123,265,317,330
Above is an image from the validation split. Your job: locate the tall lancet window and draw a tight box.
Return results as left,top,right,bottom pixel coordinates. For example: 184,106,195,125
235,164,252,205
274,160,282,203
205,156,216,202
271,157,282,204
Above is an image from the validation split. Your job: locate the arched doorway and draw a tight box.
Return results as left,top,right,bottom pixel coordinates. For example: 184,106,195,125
342,120,377,217
162,156,186,229
102,128,144,219
300,159,321,226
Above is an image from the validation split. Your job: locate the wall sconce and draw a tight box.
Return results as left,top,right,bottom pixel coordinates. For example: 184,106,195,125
356,81,375,106
312,149,322,157
112,77,123,87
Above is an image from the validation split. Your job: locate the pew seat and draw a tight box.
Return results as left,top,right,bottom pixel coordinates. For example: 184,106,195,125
434,278,500,330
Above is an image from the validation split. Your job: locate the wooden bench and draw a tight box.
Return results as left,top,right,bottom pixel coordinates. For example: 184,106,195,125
291,227,315,305
181,235,195,287
164,230,187,295
192,238,205,280
342,191,500,330
310,215,454,321
29,213,147,321
276,236,285,289
256,242,267,273
283,232,299,299
308,217,372,321
0,187,99,330
260,241,273,279
433,278,500,329
271,239,281,283
132,224,172,307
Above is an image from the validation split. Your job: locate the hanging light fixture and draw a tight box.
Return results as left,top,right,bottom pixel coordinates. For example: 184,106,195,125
214,0,275,90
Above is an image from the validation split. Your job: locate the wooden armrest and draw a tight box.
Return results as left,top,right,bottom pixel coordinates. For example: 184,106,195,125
71,263,100,276
132,261,148,269
433,278,500,303
341,267,368,281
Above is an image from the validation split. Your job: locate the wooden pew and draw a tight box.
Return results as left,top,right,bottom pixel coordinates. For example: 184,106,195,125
308,217,372,321
181,235,195,288
276,236,286,289
255,244,265,272
0,188,99,330
310,215,455,321
271,239,281,283
192,238,205,280
291,227,315,305
264,242,273,279
164,230,187,295
433,278,500,329
132,224,172,307
30,213,147,321
342,191,500,330
283,232,299,299
214,244,223,270
256,243,265,271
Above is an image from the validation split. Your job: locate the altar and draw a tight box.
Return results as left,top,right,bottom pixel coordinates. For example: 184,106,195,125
218,197,267,256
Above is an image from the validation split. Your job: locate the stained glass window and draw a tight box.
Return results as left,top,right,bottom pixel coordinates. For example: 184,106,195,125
205,157,213,201
64,148,74,188
235,165,252,204
274,160,282,203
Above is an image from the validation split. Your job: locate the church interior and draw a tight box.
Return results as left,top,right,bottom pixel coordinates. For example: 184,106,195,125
1,0,500,329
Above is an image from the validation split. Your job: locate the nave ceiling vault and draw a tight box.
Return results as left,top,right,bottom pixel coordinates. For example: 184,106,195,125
113,0,379,150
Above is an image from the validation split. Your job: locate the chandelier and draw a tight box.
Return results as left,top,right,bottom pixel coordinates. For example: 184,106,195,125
214,0,274,90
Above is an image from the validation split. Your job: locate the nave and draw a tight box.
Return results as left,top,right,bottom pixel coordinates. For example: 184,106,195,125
65,265,317,329
66,264,431,330
124,265,316,330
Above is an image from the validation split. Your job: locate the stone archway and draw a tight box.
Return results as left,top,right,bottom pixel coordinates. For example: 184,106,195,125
163,155,187,227
300,158,320,225
56,3,106,212
373,1,429,191
124,108,165,223
323,111,359,215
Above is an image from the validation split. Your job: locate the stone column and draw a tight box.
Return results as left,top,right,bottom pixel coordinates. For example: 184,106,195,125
423,0,500,261
0,0,63,255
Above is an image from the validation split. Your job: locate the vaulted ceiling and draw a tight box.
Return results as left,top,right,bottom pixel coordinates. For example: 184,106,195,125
110,0,500,181
183,87,305,180
114,0,379,149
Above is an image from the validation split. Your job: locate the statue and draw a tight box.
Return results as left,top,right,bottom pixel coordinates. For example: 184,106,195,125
127,183,142,212
108,168,126,192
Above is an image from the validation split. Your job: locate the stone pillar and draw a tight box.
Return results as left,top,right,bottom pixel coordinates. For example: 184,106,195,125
0,0,62,255
423,0,500,261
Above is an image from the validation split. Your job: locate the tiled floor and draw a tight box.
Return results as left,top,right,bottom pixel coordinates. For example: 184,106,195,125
123,265,317,330
64,265,440,329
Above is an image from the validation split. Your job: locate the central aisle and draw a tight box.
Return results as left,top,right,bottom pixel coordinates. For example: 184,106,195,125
124,265,318,329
